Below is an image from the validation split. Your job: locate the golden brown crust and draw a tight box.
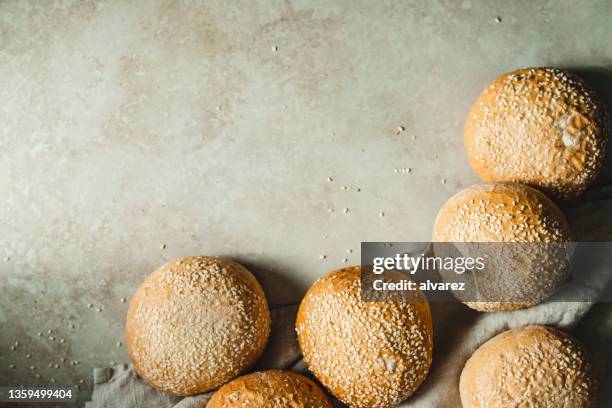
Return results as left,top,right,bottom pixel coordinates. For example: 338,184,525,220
465,67,608,200
295,266,433,408
207,370,333,408
432,183,572,311
460,325,597,408
125,256,270,396
433,183,571,243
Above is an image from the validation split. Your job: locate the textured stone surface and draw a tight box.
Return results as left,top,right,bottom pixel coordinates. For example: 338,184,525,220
0,0,611,405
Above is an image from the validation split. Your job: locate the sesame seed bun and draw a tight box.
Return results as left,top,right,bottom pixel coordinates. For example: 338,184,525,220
460,325,597,407
296,266,433,408
432,183,572,311
465,67,608,200
125,256,271,396
207,370,333,407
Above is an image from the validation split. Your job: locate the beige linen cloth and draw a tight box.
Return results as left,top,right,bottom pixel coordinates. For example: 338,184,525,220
86,193,612,408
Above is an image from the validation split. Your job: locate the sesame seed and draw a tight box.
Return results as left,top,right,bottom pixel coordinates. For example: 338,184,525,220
125,256,271,395
465,68,608,199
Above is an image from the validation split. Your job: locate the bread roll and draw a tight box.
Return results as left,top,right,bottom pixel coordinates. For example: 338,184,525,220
207,370,333,407
432,183,572,311
465,67,608,200
296,266,433,408
460,325,597,407
433,183,570,242
125,256,270,396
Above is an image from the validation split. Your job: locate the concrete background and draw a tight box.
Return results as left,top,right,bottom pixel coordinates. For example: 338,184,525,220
0,0,611,406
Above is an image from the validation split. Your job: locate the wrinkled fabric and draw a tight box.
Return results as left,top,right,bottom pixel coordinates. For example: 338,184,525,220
87,197,612,408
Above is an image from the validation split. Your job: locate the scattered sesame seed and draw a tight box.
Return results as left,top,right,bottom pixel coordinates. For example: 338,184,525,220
495,16,502,23
160,244,167,250
394,168,412,174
